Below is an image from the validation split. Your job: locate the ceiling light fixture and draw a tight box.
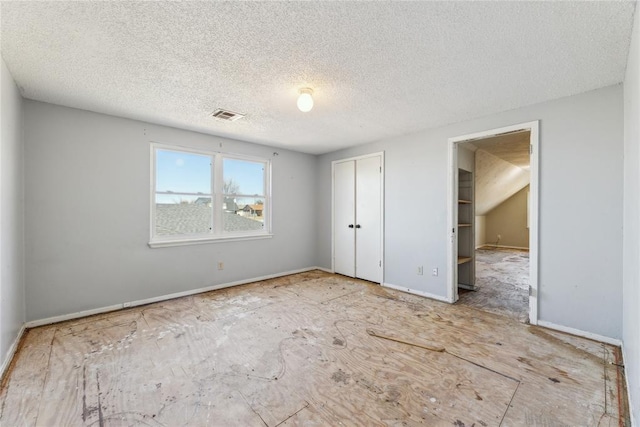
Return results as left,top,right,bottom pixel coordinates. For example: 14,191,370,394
297,88,314,112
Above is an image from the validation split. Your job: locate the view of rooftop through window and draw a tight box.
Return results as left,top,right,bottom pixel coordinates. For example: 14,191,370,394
153,148,268,238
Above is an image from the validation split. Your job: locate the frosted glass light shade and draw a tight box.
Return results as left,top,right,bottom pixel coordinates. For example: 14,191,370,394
297,88,314,112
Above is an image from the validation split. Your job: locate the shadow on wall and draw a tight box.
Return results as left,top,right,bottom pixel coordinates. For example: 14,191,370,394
480,185,530,249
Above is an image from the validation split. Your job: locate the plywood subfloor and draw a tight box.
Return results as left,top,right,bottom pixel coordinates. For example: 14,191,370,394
0,271,629,426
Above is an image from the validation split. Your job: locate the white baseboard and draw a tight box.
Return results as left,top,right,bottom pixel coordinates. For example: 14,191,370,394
622,342,636,426
315,267,334,274
0,324,26,381
26,267,324,328
537,320,622,346
382,282,452,303
478,244,530,251
26,303,125,328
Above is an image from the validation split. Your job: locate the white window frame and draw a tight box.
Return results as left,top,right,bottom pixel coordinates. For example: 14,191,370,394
149,142,272,248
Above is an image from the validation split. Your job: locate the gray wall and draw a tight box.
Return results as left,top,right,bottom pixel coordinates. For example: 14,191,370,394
457,146,474,172
623,5,639,424
23,101,318,321
485,185,530,249
317,85,624,340
0,57,25,366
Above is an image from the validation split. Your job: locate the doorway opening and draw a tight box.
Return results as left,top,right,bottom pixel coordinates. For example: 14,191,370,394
448,122,539,324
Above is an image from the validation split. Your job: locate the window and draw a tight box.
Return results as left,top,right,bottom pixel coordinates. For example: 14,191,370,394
150,144,271,247
222,157,267,233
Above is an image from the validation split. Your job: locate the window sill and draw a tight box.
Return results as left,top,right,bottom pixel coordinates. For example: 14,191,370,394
148,233,273,248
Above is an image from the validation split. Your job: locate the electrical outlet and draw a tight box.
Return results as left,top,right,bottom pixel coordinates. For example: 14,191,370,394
417,266,423,275
497,234,501,240
123,302,131,308
432,268,438,276
218,262,224,270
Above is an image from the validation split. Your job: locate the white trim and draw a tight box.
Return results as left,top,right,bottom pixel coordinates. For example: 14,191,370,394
447,141,459,303
331,151,385,284
447,121,540,323
214,152,223,236
382,282,451,303
448,123,535,144
537,320,622,346
0,325,26,380
622,343,636,427
331,152,386,165
149,142,272,245
477,244,530,251
149,143,156,242
25,267,324,328
315,267,334,274
149,233,273,248
26,304,124,328
331,160,336,273
380,153,385,285
528,121,540,325
148,141,274,164
150,141,218,157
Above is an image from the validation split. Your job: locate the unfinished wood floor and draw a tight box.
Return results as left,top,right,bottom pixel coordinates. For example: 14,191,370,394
0,271,629,426
458,248,530,323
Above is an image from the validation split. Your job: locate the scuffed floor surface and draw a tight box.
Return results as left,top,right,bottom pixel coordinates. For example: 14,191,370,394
458,248,530,323
0,271,629,426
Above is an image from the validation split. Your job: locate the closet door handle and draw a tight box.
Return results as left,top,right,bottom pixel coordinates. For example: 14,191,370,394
348,224,354,228
355,224,361,229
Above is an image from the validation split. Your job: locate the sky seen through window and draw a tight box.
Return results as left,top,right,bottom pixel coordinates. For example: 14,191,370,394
155,150,265,204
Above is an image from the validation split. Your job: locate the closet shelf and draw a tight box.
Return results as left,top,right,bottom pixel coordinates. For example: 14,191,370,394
457,167,475,288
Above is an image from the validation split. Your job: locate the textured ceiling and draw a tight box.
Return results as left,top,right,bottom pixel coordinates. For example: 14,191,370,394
0,2,636,154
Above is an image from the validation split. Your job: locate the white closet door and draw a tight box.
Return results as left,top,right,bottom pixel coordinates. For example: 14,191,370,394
334,160,356,277
355,156,382,283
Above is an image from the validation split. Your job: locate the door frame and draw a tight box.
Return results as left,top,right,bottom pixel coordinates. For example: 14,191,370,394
331,152,385,284
447,121,540,324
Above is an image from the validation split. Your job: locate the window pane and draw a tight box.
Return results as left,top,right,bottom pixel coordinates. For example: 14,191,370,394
156,150,211,194
155,195,212,236
223,158,265,196
223,197,265,233
151,147,270,242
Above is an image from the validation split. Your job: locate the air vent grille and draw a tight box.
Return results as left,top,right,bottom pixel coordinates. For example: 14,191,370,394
211,109,245,121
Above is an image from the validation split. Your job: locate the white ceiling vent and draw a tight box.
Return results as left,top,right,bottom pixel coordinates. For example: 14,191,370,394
211,109,245,122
